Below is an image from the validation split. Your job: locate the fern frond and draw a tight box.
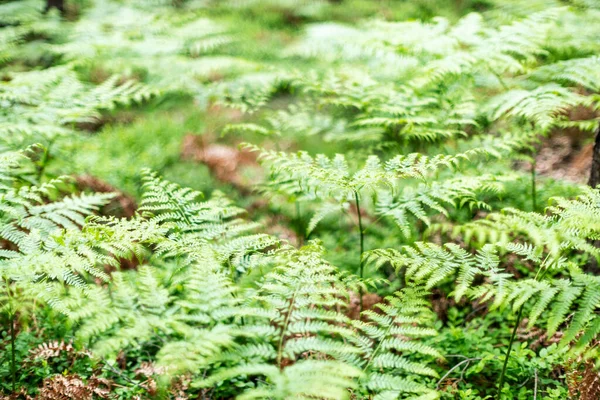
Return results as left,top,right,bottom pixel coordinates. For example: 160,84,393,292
355,286,441,399
530,55,600,92
376,174,511,236
486,84,587,132
195,360,361,400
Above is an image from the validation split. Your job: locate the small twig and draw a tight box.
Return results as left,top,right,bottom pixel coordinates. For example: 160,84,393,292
517,377,531,388
445,354,469,359
465,302,489,321
437,358,482,389
102,359,144,389
459,360,472,382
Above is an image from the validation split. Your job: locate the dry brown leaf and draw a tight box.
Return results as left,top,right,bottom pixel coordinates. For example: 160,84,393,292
75,175,137,217
180,134,262,192
135,362,167,378
567,359,600,400
39,374,111,400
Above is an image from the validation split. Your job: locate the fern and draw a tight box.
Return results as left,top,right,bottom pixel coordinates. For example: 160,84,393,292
376,174,512,237
369,188,600,357
0,153,124,322
197,360,361,400
354,286,442,399
189,242,363,398
56,0,257,93
4,0,600,397
251,144,501,231
486,84,589,133
0,0,62,67
457,187,600,262
530,55,600,92
52,172,443,398
0,65,155,154
416,8,561,87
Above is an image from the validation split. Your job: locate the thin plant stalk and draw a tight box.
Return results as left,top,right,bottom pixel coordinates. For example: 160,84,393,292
35,140,54,183
10,312,16,392
531,156,537,212
354,191,365,312
497,255,551,399
295,200,304,246
276,288,298,370
487,63,509,91
496,305,524,400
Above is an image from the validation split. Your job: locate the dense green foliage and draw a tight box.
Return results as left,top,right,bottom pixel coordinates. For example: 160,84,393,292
1,0,600,399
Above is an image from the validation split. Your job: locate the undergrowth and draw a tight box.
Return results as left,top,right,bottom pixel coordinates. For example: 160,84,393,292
1,0,600,399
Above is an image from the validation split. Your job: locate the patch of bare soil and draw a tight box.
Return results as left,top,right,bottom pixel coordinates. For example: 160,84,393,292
532,135,592,184
347,292,382,320
180,134,263,193
528,106,599,183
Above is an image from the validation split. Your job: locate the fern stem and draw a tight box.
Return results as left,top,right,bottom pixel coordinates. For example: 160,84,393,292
35,140,53,183
163,182,193,226
497,253,551,399
295,200,304,246
353,191,365,312
276,288,298,370
228,259,235,281
530,156,537,212
362,323,393,373
102,358,145,389
496,304,524,400
10,313,16,392
487,64,509,91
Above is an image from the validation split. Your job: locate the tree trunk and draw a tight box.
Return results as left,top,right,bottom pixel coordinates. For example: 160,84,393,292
44,0,65,14
589,126,600,188
585,126,600,274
